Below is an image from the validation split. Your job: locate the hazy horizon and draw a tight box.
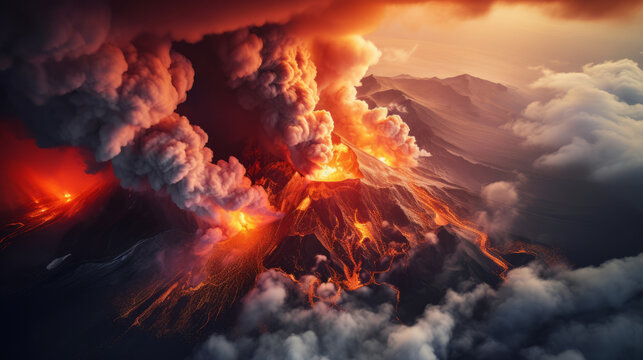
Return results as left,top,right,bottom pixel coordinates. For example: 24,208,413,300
366,3,643,87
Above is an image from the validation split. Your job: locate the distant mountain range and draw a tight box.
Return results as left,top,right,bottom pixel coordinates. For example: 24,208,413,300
357,73,530,192
359,73,643,268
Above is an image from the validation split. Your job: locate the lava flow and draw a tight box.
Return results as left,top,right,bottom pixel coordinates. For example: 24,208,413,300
0,126,113,248
116,140,533,333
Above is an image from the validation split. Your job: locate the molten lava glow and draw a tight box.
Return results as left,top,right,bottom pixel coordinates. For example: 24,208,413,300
0,125,113,247
117,147,542,332
377,156,392,166
307,143,363,182
409,184,510,277
296,196,311,211
227,211,261,233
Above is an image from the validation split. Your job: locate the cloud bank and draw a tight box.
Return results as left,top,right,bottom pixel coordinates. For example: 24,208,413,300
195,253,643,360
513,59,643,182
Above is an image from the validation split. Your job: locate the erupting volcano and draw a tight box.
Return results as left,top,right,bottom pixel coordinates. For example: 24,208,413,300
110,134,533,332
2,1,642,359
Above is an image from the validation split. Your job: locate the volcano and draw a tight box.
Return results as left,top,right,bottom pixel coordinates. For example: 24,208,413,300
0,72,555,359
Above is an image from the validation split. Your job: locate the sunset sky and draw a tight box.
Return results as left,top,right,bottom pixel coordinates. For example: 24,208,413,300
367,3,643,85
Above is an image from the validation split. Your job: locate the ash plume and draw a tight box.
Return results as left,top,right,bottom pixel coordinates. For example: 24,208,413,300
219,29,334,174
0,0,277,232
1,0,640,204
2,1,643,359
218,30,426,172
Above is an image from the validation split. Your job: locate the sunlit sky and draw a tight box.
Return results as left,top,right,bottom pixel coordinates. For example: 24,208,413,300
366,4,643,86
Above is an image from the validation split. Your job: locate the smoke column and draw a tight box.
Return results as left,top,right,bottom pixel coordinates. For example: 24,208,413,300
219,29,334,175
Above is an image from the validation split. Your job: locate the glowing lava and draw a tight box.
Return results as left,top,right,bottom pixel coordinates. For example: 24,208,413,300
307,143,363,182
0,124,113,248
409,183,509,276
117,143,547,332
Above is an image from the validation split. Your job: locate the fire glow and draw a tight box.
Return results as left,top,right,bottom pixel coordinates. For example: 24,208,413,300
307,143,363,182
0,128,113,248
0,124,542,334
116,144,535,331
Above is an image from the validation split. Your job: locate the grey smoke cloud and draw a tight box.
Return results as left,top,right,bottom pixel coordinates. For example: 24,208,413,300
0,0,277,230
219,29,334,174
194,253,643,360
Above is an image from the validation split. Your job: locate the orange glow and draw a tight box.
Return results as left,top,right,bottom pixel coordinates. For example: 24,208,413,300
377,156,392,166
224,209,282,236
307,143,363,182
1,180,110,248
409,184,509,277
296,196,311,211
117,148,551,332
231,211,254,232
0,124,114,247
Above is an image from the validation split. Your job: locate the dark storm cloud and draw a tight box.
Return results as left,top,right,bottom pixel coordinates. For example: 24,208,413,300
194,253,643,360
513,59,643,183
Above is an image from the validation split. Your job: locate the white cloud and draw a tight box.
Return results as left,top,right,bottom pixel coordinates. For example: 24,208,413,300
513,59,643,182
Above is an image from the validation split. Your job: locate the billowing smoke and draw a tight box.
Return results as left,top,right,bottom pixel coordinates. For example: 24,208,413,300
476,180,521,236
112,114,275,221
1,0,640,226
313,36,428,167
194,253,643,360
219,29,334,174
219,30,427,170
0,0,277,232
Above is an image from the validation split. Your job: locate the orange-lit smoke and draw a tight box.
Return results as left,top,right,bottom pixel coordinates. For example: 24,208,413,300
307,142,363,182
312,36,428,169
3,0,639,245
218,30,425,176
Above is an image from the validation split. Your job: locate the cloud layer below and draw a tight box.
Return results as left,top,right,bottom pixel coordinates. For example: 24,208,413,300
194,252,643,360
